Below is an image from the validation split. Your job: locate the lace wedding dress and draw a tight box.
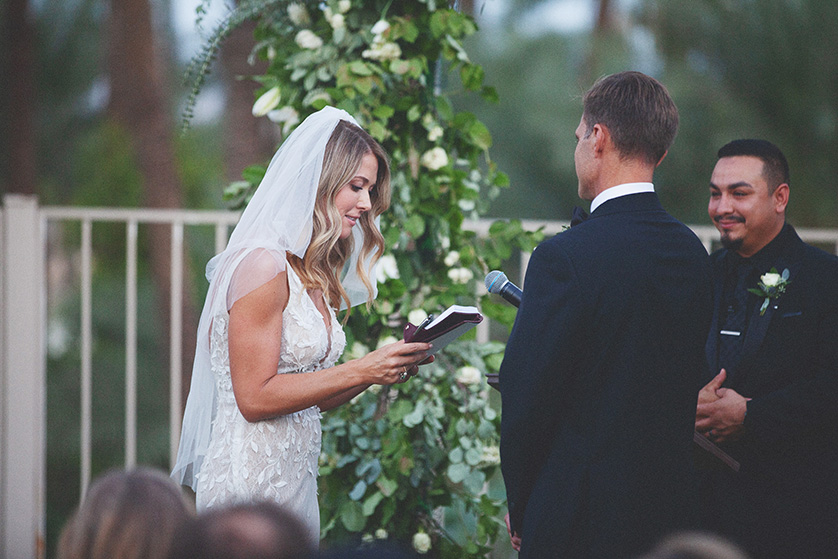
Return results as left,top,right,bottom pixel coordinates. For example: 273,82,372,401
195,265,346,543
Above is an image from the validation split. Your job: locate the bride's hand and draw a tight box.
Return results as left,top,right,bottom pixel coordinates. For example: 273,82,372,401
358,340,432,385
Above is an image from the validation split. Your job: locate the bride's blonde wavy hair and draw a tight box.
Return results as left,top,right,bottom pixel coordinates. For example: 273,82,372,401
289,120,391,314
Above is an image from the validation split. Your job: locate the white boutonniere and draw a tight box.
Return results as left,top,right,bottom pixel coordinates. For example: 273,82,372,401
748,267,791,316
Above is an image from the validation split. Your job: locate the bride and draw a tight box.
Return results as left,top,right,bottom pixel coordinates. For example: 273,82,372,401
172,106,432,546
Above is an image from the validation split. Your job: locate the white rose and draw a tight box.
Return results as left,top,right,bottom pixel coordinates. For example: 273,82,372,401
362,40,402,61
456,365,483,385
329,13,345,30
266,46,277,60
761,272,782,287
458,199,476,212
381,42,402,60
447,267,473,284
480,445,501,466
412,532,431,554
376,254,400,283
375,528,388,540
408,309,428,326
295,29,323,50
371,20,390,35
420,147,449,171
427,125,444,142
287,3,310,26
251,86,281,117
443,251,460,267
338,0,352,13
377,335,398,350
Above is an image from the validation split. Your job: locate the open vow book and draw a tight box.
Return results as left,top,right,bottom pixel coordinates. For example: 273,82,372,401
403,305,483,356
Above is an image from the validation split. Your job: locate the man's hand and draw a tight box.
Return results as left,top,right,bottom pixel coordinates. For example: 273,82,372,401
505,512,521,552
696,384,750,443
697,369,726,406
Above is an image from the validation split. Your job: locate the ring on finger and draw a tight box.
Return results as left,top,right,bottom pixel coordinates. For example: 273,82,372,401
399,367,408,381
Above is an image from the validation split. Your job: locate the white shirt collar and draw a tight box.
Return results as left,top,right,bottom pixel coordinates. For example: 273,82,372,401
589,182,655,213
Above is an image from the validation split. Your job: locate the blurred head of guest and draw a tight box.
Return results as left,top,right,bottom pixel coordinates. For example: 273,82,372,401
57,467,193,559
169,500,315,559
639,531,751,559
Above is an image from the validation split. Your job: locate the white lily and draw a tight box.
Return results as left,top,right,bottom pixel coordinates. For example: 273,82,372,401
251,86,281,117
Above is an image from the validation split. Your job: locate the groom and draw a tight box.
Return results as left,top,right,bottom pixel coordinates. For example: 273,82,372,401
499,71,713,558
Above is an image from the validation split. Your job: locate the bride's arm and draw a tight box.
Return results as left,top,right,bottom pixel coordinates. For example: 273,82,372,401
228,272,430,422
316,384,371,413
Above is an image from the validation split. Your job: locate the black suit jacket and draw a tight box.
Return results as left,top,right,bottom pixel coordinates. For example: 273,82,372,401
700,224,838,559
500,192,712,559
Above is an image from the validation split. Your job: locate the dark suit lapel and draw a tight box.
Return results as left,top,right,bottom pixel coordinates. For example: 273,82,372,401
729,256,800,386
731,299,777,386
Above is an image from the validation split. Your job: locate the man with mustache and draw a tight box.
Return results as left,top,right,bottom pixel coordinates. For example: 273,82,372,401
696,139,838,558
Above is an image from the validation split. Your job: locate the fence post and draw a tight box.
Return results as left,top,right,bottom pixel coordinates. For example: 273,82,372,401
1,194,46,559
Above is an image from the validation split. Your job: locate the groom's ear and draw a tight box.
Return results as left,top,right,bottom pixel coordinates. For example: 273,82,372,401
592,123,610,156
655,150,669,168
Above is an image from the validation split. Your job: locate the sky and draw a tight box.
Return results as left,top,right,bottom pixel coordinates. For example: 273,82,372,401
477,0,595,34
173,0,230,59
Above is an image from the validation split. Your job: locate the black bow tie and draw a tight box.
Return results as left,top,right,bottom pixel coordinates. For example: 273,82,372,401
570,206,589,227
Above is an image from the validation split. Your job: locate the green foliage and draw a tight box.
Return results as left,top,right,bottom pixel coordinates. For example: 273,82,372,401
188,0,542,555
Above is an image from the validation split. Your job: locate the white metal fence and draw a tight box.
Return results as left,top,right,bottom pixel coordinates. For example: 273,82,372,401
2,193,838,559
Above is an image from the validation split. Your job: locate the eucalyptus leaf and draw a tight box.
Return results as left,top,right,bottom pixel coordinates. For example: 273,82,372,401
463,470,486,494
469,120,492,150
241,165,267,184
362,491,384,516
339,500,366,532
349,60,373,76
465,447,482,466
447,462,470,483
376,476,398,497
364,459,382,484
403,401,425,427
448,447,464,464
407,105,422,122
477,419,495,439
349,479,367,501
337,454,359,468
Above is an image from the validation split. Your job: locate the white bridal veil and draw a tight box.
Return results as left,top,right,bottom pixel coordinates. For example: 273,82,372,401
172,106,381,490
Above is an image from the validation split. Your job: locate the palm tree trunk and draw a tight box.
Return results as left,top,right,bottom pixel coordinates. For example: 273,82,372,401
106,0,198,409
3,0,38,195
220,12,275,181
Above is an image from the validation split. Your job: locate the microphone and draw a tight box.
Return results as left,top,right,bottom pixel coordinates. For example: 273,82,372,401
485,270,522,308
